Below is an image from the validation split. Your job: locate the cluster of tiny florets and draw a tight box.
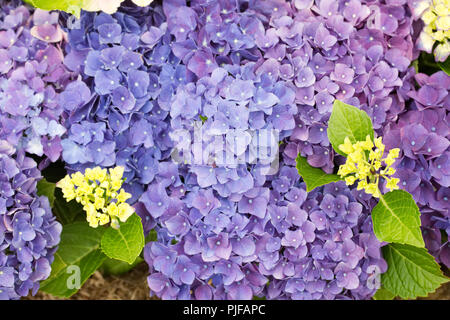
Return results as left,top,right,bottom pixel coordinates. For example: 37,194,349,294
413,0,450,61
57,166,134,229
337,135,400,197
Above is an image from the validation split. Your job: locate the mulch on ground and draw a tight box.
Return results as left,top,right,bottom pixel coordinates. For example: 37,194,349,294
27,264,449,300
27,263,154,300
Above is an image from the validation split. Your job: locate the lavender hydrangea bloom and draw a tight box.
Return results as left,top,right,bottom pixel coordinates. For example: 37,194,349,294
61,5,180,189
144,165,385,300
0,140,61,300
0,4,74,163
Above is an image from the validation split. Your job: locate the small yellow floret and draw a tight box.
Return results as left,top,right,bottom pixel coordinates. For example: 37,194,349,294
338,137,354,155
386,178,400,191
381,167,396,176
107,202,119,217
111,179,122,191
94,196,105,210
117,189,132,203
345,176,356,185
422,9,436,25
71,172,85,186
99,214,110,226
357,180,367,191
109,166,125,183
374,137,384,152
359,135,374,151
365,183,380,198
117,203,134,222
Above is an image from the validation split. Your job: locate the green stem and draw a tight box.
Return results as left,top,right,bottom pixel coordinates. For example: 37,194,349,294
378,192,388,208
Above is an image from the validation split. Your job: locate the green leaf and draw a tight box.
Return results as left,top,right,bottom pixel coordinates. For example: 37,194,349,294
295,154,342,192
145,229,158,243
100,256,143,276
411,59,419,74
373,287,396,300
53,188,85,225
23,0,84,18
417,52,441,76
100,214,145,264
40,222,106,297
372,190,424,248
327,100,374,156
37,178,56,207
437,56,450,76
381,244,449,299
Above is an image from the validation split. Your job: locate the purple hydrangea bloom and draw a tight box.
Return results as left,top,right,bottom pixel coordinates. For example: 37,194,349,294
0,140,61,300
0,4,74,163
60,5,181,190
143,167,386,300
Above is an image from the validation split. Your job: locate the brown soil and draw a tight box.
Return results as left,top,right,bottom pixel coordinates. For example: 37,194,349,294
418,281,450,300
417,267,450,300
27,263,154,300
27,263,449,300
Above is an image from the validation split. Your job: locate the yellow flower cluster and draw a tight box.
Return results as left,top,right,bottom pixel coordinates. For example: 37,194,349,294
56,166,134,229
416,0,450,62
337,135,400,198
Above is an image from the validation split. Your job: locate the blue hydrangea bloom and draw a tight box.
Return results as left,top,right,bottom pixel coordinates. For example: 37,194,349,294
0,140,61,300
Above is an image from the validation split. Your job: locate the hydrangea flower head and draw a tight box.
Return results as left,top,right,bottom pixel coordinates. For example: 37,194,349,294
0,139,61,300
57,166,134,229
337,135,400,197
415,0,450,61
0,4,75,163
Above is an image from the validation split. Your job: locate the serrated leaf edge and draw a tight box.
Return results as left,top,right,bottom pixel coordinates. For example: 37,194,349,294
373,191,424,248
100,214,144,264
382,244,449,299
